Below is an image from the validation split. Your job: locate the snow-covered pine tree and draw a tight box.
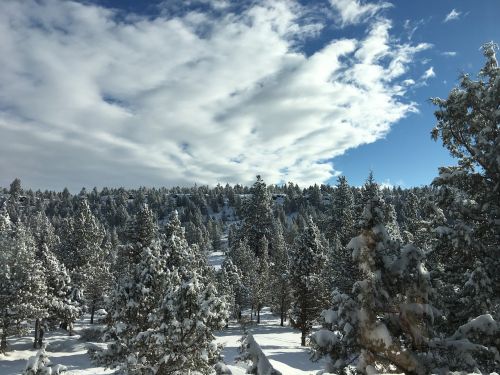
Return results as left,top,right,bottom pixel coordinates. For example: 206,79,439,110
269,222,291,327
38,244,80,334
95,204,165,370
328,176,355,246
254,236,270,324
132,210,228,374
82,236,113,324
399,191,420,243
0,210,47,353
385,202,403,243
429,42,500,329
218,257,243,320
311,191,435,374
58,199,105,329
241,176,274,257
228,239,257,319
289,216,328,346
323,234,358,297
424,42,500,372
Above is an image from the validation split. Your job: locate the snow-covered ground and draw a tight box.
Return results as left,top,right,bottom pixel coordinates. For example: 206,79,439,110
208,250,226,271
215,307,325,375
1,309,323,375
0,317,113,375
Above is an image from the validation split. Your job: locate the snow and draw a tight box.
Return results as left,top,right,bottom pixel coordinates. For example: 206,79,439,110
209,251,226,271
0,317,114,375
452,314,499,338
215,307,326,375
311,329,338,348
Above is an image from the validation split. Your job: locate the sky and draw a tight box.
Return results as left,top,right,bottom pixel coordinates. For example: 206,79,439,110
0,0,499,191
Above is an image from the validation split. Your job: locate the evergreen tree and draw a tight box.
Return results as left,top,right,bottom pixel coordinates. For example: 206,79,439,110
228,239,257,319
328,176,355,246
0,212,47,352
311,192,434,374
254,236,270,323
241,176,274,257
82,237,113,324
96,238,165,370
430,42,500,330
289,216,327,346
130,211,228,374
269,223,291,327
218,257,243,320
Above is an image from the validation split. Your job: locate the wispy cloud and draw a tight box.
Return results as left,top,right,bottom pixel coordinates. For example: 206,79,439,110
444,8,461,22
329,0,392,26
0,0,430,190
422,66,436,80
403,18,427,41
441,51,457,57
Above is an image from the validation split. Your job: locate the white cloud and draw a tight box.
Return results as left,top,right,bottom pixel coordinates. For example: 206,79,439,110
422,66,436,80
403,18,426,41
380,178,404,189
0,0,429,190
442,51,457,57
444,8,461,22
329,0,392,26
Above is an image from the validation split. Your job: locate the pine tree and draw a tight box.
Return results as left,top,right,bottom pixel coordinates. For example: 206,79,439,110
254,236,270,324
430,42,500,330
323,234,358,296
328,176,355,246
311,192,434,374
95,205,164,370
218,257,243,320
241,176,274,257
58,199,105,319
82,237,113,324
269,223,291,327
96,243,166,370
129,211,228,374
289,216,327,346
38,244,79,334
0,212,47,353
228,239,257,320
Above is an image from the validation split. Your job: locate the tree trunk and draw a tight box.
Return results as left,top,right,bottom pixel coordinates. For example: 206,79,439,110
301,331,306,346
33,319,40,349
68,322,73,336
257,306,261,324
280,310,284,327
90,303,95,324
0,333,7,353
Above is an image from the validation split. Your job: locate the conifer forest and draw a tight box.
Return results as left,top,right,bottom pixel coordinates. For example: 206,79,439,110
0,10,499,375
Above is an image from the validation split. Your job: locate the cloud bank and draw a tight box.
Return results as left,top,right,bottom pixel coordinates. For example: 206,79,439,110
0,0,429,190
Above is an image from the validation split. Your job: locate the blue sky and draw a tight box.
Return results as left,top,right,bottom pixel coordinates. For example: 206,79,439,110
0,0,498,191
